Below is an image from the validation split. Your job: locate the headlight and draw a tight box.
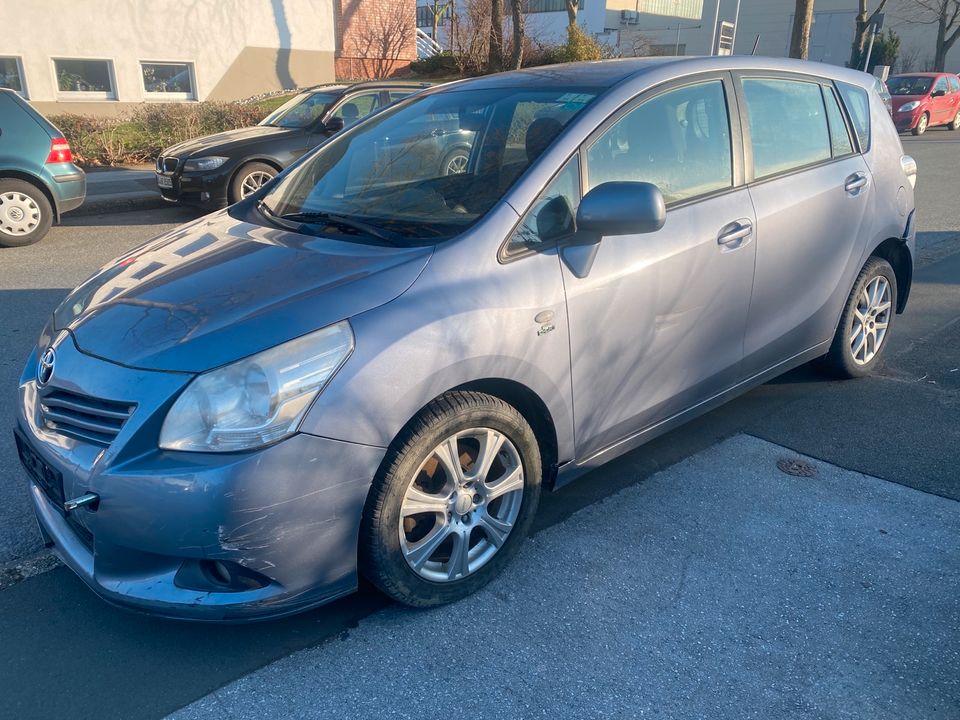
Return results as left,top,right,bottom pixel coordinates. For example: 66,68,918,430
899,101,920,113
159,321,354,452
183,156,228,172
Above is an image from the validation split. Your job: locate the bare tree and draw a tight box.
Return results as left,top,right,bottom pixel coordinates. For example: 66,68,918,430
510,0,525,69
566,0,578,29
850,0,890,66
452,0,491,75
789,0,815,59
903,0,960,71
898,43,922,71
350,1,415,79
425,0,453,46
489,0,505,71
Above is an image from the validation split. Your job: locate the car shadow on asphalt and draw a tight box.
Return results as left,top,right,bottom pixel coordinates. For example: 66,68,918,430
61,205,206,228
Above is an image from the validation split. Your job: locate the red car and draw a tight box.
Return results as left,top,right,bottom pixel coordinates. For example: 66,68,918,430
888,72,960,135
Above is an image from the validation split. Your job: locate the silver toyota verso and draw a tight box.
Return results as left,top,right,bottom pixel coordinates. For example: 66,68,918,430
15,57,917,620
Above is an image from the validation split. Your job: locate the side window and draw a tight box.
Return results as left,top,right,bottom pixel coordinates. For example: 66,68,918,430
742,78,830,179
389,91,414,102
585,80,732,204
837,82,871,151
934,76,949,94
331,92,382,126
505,155,580,257
822,86,854,157
949,76,960,94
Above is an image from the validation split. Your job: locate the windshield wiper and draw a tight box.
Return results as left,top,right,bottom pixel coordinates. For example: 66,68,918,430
276,210,405,245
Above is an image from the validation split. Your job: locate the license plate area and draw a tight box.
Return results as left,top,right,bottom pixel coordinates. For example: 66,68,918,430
14,430,65,509
156,174,173,189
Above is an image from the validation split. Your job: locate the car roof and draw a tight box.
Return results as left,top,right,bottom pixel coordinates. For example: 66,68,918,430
424,56,876,94
304,80,431,95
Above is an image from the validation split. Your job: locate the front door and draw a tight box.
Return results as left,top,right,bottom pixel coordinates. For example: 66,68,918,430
561,76,756,459
737,75,873,377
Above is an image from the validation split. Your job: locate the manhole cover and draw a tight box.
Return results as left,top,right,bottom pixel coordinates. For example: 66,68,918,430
776,458,817,477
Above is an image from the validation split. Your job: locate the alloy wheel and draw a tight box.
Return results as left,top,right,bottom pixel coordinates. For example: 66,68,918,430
0,191,41,237
443,153,469,175
917,114,928,134
239,170,275,198
399,427,524,582
850,275,891,366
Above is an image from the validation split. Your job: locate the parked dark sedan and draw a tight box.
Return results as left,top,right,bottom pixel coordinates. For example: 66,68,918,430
155,81,429,208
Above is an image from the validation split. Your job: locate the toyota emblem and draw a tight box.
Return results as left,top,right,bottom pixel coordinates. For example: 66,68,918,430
37,347,56,387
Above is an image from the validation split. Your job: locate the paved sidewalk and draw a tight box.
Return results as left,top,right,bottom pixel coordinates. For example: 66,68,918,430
171,435,960,720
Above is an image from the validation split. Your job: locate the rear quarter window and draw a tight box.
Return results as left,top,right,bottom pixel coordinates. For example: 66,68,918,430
837,82,871,152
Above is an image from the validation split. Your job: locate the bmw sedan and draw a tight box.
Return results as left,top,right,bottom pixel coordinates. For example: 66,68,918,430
155,81,428,209
16,57,916,620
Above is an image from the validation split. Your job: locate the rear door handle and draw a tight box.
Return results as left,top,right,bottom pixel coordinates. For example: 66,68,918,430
845,172,869,194
717,218,753,248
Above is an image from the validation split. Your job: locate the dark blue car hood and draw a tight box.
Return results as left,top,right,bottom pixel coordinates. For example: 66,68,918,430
57,211,432,373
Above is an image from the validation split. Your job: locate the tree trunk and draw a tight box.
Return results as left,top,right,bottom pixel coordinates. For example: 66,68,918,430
566,0,577,28
510,0,525,69
850,0,889,67
789,0,815,59
489,0,504,72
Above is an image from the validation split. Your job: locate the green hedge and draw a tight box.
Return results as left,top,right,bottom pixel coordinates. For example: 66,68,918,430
50,102,273,167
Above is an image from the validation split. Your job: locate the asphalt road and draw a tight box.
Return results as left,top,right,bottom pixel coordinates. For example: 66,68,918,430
0,131,958,719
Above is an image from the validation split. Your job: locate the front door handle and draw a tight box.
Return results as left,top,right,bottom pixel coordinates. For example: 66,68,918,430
717,218,753,248
845,172,869,194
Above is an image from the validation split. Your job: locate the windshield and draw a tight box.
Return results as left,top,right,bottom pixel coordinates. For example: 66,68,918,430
260,91,340,128
887,76,933,96
259,86,598,244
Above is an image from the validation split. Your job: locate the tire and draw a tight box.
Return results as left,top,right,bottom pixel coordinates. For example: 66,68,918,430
949,111,960,131
229,162,277,203
360,391,542,607
816,256,897,379
440,148,470,176
912,112,929,136
0,179,53,247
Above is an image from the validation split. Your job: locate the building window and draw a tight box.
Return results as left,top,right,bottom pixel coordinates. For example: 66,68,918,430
0,57,25,94
141,62,196,99
522,0,582,13
54,59,116,99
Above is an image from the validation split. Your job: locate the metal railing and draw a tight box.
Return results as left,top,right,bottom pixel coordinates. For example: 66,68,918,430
416,28,443,59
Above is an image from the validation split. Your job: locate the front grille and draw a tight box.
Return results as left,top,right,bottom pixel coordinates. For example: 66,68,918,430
39,389,135,447
157,156,179,173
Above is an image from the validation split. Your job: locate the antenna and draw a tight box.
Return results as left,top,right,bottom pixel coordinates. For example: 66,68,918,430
751,33,761,55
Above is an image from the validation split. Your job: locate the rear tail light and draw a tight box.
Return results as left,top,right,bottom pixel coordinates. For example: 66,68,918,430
46,138,73,164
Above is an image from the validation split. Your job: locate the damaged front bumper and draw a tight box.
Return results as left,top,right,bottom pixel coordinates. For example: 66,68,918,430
16,335,385,621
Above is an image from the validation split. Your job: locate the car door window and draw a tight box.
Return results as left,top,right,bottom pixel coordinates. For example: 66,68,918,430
949,76,960,94
389,91,415,102
331,92,382,127
934,76,949,95
743,78,831,179
823,86,854,157
585,80,732,204
837,82,871,151
505,155,580,257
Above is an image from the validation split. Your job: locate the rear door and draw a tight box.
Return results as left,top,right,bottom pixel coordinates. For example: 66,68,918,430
737,74,872,378
930,76,952,124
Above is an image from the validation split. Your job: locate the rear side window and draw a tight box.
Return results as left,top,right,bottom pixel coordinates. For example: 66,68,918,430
950,76,960,94
837,82,871,151
585,79,733,204
742,78,830,179
822,86,854,157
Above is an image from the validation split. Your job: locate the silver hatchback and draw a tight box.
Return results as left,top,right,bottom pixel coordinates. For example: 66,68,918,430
17,57,916,620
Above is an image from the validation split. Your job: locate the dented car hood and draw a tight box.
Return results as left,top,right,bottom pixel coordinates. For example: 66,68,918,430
54,210,432,373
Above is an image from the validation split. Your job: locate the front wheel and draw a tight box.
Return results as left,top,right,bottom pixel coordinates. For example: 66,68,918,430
0,179,53,247
229,162,277,202
912,112,929,136
360,391,542,607
816,256,897,379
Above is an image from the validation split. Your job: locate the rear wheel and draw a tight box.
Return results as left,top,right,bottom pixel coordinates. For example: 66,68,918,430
360,391,542,607
441,148,469,176
0,179,52,247
912,112,929,136
816,256,897,379
229,162,277,202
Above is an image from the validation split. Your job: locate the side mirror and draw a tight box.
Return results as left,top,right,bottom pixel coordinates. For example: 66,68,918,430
576,181,666,237
932,89,946,97
323,116,345,134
